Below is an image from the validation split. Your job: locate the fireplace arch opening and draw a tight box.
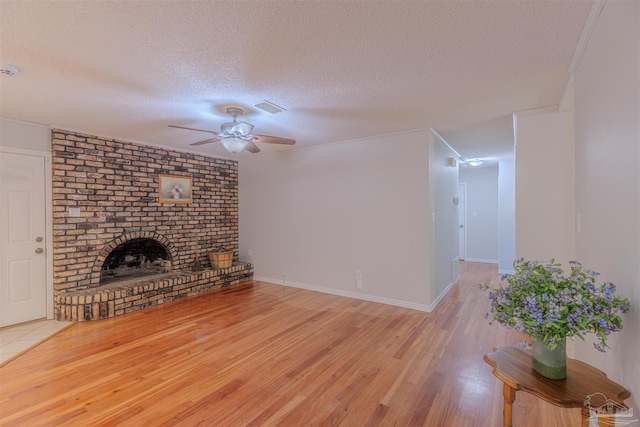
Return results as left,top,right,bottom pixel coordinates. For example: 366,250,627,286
100,238,172,285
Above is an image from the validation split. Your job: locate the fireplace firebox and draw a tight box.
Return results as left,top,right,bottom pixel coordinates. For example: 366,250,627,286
100,238,171,285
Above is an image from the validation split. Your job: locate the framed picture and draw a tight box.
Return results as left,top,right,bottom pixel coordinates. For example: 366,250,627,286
159,174,192,204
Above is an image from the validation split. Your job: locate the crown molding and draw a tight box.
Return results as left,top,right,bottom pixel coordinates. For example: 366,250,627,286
568,0,606,74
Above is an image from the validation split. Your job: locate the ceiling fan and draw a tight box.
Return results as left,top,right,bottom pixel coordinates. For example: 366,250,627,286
169,107,296,154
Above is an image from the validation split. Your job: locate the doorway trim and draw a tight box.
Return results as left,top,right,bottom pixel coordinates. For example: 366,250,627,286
0,146,53,320
458,182,467,261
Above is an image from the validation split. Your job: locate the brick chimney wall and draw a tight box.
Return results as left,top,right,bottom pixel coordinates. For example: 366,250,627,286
51,129,239,293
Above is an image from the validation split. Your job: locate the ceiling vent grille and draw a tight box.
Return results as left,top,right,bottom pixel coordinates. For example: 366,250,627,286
254,100,285,114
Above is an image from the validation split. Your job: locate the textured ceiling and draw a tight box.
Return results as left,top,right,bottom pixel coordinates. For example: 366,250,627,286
0,1,592,159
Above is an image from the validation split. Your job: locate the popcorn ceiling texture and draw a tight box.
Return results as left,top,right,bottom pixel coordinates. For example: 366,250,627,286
51,129,252,321
0,1,593,157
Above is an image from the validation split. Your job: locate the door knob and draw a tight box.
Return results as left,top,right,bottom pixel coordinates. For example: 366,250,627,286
36,236,43,242
35,248,44,254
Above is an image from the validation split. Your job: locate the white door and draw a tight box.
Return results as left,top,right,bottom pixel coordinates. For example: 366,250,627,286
0,152,47,326
458,183,466,261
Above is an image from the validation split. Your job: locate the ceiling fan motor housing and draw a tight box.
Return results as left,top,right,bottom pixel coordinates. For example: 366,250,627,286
226,107,244,118
220,107,254,137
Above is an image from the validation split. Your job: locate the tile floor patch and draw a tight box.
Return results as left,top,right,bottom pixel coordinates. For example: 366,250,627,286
0,319,72,364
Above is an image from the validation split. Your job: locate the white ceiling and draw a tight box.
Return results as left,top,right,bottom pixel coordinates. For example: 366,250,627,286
439,114,515,168
0,1,592,159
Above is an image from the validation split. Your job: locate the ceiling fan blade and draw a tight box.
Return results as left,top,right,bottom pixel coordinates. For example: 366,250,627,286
169,125,218,135
245,141,261,153
252,134,296,145
190,137,221,146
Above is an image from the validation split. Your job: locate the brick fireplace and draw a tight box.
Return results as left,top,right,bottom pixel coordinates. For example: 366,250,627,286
51,130,253,321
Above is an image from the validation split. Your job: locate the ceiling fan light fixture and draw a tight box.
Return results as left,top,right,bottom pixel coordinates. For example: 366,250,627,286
231,121,254,135
221,137,248,154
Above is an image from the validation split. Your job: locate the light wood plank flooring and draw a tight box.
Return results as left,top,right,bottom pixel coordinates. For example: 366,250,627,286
0,262,581,426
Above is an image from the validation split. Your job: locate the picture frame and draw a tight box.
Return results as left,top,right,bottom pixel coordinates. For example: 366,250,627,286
159,174,192,204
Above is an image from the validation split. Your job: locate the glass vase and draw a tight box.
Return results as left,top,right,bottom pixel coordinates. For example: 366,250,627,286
531,337,567,380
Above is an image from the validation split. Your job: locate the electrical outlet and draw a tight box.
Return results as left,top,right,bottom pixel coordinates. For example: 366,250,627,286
281,271,286,285
248,249,253,257
356,270,362,280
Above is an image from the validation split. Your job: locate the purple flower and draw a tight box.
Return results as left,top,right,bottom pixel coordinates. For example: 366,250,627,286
480,259,631,353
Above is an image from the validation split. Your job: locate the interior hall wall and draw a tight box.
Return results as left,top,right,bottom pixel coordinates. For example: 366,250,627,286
430,132,460,303
0,117,50,152
514,109,575,265
573,0,639,408
240,130,433,310
498,156,516,273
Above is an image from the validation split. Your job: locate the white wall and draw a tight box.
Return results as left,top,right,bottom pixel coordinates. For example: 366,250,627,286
498,156,516,273
573,0,639,407
0,118,50,152
239,130,434,310
430,131,460,302
514,110,575,265
459,166,499,263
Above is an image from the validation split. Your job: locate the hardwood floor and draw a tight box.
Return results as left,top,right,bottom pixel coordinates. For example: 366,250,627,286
0,262,581,426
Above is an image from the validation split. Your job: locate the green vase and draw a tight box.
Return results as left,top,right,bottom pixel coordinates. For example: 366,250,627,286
531,337,567,380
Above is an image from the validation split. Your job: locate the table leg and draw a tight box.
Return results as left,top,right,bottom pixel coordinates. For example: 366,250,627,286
503,383,516,427
581,406,590,427
582,405,606,427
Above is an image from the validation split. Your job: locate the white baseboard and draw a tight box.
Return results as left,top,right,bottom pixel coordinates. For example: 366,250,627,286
253,275,432,312
464,257,499,264
428,277,457,311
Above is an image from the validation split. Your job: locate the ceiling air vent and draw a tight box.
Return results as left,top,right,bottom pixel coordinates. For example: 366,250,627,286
0,63,20,76
254,100,285,114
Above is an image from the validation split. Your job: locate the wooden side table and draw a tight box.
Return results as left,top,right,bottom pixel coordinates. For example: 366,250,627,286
484,346,631,427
